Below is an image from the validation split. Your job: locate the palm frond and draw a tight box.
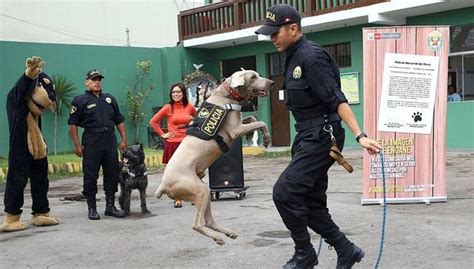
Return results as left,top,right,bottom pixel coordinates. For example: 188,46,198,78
52,74,77,113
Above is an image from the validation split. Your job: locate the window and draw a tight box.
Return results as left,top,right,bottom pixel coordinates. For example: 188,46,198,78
449,23,474,101
322,42,351,68
268,52,285,76
451,24,474,53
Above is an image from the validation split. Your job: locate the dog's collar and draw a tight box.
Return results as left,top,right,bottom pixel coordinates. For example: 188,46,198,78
222,81,244,102
122,162,147,177
224,103,241,111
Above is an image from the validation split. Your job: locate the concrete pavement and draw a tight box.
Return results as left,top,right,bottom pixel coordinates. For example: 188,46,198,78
0,148,473,268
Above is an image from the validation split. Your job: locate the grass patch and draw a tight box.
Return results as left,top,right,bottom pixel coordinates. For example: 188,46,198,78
258,149,291,158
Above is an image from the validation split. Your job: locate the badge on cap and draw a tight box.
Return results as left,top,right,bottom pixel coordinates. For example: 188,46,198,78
70,106,77,114
105,97,112,104
293,66,302,79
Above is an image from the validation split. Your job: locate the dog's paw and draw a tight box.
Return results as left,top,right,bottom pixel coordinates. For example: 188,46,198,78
225,232,238,239
214,237,225,246
142,209,151,214
262,136,270,148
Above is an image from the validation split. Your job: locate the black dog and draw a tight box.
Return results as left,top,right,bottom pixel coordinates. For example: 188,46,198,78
118,144,150,215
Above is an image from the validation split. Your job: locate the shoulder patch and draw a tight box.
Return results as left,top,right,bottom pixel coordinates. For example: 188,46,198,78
70,106,77,114
105,97,112,104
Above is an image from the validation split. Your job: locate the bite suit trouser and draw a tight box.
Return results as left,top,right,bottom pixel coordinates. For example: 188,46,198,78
81,131,119,199
273,121,345,248
4,155,50,215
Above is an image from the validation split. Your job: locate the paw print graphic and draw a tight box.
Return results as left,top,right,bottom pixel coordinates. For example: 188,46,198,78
412,112,422,122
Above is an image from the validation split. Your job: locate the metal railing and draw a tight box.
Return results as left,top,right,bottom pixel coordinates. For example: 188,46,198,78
178,0,388,41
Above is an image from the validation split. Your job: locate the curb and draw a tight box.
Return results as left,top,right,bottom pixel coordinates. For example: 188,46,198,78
0,148,282,180
242,146,265,156
0,154,163,180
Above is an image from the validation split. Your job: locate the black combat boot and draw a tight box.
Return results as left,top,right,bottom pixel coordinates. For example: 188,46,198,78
283,247,318,269
104,195,126,218
86,197,100,220
325,234,365,269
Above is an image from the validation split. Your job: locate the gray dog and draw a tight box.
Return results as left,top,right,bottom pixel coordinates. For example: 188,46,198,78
155,70,273,245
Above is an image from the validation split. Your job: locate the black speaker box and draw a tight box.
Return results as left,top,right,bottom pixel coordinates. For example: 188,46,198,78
209,139,244,189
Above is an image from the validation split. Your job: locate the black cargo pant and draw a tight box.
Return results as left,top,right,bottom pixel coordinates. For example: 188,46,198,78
81,131,119,199
273,121,345,249
4,155,50,215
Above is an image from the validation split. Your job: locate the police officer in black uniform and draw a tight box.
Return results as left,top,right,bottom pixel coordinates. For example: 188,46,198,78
256,4,381,269
68,69,127,220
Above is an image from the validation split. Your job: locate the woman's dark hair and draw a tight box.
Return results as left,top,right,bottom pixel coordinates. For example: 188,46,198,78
168,82,189,112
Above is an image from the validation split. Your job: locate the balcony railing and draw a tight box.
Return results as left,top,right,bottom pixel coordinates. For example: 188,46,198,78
178,0,389,41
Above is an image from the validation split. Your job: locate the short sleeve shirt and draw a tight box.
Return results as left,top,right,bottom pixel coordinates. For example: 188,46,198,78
68,90,125,128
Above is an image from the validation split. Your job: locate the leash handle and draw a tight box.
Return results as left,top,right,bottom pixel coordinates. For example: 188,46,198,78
324,124,353,173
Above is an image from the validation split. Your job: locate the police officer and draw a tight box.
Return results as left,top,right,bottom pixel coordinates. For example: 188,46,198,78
256,4,381,269
68,69,127,220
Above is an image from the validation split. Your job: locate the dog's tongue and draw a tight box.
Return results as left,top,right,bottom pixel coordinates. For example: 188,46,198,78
258,89,268,96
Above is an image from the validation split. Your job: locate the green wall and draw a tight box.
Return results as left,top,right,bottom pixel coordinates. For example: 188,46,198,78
0,41,190,157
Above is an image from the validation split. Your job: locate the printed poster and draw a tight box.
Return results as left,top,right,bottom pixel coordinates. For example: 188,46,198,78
340,72,360,104
378,53,440,134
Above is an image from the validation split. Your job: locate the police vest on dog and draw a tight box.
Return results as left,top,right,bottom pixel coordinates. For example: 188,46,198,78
187,101,238,153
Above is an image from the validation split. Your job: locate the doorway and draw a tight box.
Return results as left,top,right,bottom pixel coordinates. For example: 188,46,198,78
269,75,290,146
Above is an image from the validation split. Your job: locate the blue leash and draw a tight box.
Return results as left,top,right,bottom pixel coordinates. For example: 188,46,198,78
317,151,388,269
374,151,387,269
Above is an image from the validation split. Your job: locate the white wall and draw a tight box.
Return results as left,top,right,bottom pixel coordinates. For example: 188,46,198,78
0,0,204,48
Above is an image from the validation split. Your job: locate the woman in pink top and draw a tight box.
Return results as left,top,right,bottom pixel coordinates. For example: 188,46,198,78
149,83,196,208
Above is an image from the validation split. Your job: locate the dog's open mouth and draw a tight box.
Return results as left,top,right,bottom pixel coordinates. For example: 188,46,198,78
255,89,269,97
122,157,129,166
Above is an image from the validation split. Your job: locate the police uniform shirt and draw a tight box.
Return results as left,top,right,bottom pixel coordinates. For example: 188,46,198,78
68,90,124,128
284,36,348,122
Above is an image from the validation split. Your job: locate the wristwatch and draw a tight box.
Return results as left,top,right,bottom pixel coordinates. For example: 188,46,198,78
356,132,367,143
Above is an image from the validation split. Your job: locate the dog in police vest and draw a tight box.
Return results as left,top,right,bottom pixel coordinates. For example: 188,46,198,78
155,69,273,245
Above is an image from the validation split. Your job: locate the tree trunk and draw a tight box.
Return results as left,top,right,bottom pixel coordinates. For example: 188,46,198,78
134,123,140,144
53,101,61,155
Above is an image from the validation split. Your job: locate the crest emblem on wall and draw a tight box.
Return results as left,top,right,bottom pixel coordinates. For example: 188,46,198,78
183,64,218,108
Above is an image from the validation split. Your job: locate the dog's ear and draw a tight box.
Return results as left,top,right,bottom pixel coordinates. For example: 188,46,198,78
228,72,245,88
139,143,143,150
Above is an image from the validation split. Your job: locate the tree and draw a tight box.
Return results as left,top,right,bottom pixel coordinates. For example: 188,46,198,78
127,60,154,144
51,74,76,155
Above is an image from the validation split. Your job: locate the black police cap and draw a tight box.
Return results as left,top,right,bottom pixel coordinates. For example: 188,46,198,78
85,69,104,80
255,4,301,35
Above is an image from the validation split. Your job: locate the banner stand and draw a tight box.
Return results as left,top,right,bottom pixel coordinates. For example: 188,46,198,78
361,26,449,205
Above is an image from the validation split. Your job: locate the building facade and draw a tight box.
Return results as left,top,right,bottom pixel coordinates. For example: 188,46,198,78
0,0,473,157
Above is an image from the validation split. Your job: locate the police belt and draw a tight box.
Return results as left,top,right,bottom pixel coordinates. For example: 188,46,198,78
84,126,114,133
294,113,340,132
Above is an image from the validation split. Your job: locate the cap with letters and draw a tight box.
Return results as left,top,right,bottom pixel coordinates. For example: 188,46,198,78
255,4,301,35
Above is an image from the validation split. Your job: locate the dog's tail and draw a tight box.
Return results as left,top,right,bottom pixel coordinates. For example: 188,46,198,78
155,183,165,199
